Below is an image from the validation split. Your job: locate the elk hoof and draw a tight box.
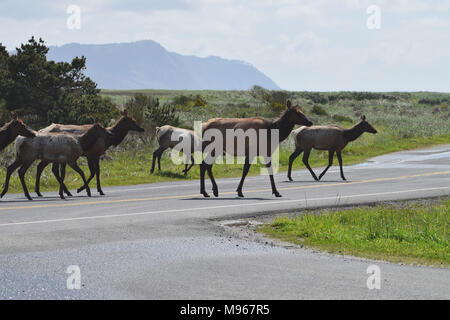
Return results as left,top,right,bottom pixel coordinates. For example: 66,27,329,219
76,187,83,194
26,195,33,201
66,191,73,197
288,176,293,182
273,192,282,197
213,189,219,197
99,190,105,196
36,192,43,197
201,191,210,198
237,191,244,197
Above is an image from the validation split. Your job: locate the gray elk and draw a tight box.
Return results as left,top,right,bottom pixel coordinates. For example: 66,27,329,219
200,100,313,198
287,115,377,181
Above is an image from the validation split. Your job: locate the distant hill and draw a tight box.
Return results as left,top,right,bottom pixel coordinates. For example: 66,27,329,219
46,40,280,90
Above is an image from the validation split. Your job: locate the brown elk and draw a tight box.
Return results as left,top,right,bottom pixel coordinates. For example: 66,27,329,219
34,110,145,197
0,112,35,151
150,125,201,175
287,115,377,182
1,121,112,200
200,100,313,198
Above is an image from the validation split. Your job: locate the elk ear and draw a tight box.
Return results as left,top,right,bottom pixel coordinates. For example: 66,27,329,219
11,111,17,120
286,100,292,109
361,115,366,121
121,109,128,117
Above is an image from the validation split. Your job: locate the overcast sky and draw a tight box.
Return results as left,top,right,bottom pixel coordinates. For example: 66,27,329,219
1,0,449,91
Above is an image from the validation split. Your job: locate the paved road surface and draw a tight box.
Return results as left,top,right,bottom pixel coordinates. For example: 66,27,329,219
0,145,449,299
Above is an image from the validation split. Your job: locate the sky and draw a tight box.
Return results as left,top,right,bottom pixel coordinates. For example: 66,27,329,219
0,0,449,92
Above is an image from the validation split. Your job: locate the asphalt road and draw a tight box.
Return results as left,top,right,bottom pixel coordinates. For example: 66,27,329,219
0,145,449,299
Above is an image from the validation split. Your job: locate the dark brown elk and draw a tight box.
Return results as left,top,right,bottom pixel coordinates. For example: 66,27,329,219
1,121,112,200
200,100,312,198
34,110,144,197
0,112,35,151
150,125,201,175
287,115,377,182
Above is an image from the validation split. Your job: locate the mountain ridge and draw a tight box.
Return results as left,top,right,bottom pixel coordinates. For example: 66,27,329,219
45,40,280,90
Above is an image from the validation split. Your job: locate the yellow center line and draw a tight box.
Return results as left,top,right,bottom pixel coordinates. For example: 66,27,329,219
0,170,449,212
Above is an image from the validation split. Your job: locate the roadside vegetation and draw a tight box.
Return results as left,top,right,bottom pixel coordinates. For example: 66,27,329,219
257,198,449,267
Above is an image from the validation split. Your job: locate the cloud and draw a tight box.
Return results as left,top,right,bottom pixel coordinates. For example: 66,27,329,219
0,0,449,91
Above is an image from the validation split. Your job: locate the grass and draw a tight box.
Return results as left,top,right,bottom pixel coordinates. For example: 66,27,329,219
257,198,450,267
0,90,449,195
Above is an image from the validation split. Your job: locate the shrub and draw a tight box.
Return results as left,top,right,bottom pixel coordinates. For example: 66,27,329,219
173,94,207,108
1,37,105,127
332,114,353,123
419,98,441,105
311,105,328,116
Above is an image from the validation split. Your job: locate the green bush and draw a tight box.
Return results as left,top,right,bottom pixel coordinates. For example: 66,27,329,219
125,94,180,127
332,114,353,123
312,105,328,116
173,94,207,108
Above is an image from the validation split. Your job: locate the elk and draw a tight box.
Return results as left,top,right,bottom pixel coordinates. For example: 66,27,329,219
1,121,112,200
0,112,35,151
34,110,145,197
150,125,201,175
200,100,313,198
287,115,377,182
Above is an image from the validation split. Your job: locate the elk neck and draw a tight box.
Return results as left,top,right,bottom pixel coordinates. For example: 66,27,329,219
271,110,296,142
0,123,18,151
343,121,365,143
107,119,130,147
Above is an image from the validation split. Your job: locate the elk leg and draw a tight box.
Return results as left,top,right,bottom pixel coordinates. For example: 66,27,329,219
77,158,96,193
182,154,190,175
336,151,346,181
319,150,335,181
287,148,303,181
302,149,318,181
206,164,218,197
52,163,71,196
94,158,104,195
68,161,91,197
264,157,281,197
200,162,209,197
59,163,72,196
35,160,49,197
18,162,33,200
1,160,22,198
184,155,195,174
150,147,165,173
52,163,65,199
236,157,251,197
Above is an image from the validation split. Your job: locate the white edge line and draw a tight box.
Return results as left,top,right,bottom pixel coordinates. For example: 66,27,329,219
0,186,449,228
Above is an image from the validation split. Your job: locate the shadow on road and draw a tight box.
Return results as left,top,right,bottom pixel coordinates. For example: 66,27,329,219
182,197,273,201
